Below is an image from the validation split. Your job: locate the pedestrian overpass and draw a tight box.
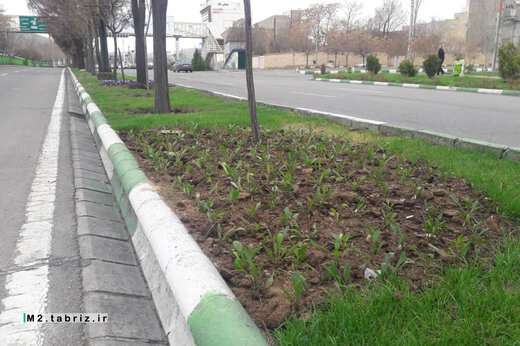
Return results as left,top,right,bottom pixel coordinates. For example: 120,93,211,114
109,20,224,61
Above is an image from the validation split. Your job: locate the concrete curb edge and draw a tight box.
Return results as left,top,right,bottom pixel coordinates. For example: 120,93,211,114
313,76,520,97
68,68,268,346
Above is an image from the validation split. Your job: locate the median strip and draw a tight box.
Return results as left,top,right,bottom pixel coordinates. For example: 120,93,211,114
68,68,268,346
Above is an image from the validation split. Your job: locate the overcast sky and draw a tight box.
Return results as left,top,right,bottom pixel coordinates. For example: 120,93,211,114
1,0,468,23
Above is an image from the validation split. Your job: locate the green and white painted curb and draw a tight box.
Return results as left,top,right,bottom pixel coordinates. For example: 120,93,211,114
68,69,267,346
314,77,520,97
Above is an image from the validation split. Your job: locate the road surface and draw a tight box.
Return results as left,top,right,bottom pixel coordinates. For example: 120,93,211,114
0,66,166,345
0,66,83,344
138,69,520,148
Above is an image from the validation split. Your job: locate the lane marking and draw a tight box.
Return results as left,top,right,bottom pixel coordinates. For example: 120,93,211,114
296,107,387,126
0,73,8,77
0,69,65,345
292,91,337,98
173,82,385,126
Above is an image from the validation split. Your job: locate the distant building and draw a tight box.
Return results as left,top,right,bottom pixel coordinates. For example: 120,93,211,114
466,0,520,64
466,0,500,61
501,0,520,45
200,1,243,40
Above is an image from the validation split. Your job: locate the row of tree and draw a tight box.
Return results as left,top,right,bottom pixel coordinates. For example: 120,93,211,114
27,0,170,113
227,0,458,66
27,0,261,141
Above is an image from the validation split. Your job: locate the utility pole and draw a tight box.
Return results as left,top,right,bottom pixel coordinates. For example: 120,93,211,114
492,0,505,71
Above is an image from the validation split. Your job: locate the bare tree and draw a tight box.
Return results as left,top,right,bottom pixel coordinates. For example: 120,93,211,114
243,0,260,142
101,0,131,79
341,1,363,32
415,32,441,58
151,0,170,113
304,3,341,61
286,21,314,67
349,30,380,66
0,9,9,52
131,0,147,84
373,0,406,38
28,0,91,68
407,0,423,59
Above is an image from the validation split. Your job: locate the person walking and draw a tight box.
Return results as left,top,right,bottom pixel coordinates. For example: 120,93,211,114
437,45,445,75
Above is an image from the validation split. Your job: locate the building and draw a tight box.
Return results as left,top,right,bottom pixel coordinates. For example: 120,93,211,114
200,1,243,40
466,0,501,62
501,0,520,45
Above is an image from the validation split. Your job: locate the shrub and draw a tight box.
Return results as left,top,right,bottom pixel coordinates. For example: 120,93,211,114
192,49,208,71
465,64,475,74
498,44,520,80
366,55,381,74
398,59,417,77
423,55,441,78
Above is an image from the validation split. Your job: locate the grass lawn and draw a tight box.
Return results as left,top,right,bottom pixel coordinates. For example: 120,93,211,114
76,70,520,345
320,71,520,91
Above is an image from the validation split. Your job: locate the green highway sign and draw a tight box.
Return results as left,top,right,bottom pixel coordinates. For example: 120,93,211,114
19,16,48,33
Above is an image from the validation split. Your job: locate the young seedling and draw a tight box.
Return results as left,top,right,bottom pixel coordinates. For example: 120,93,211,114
265,230,288,265
390,222,406,249
232,241,263,294
424,207,447,236
382,202,397,227
380,252,410,278
290,242,308,267
247,202,262,218
228,186,241,202
368,226,383,255
284,271,307,311
323,233,351,290
281,207,299,227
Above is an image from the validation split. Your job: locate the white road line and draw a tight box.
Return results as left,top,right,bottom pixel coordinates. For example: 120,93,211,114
296,107,386,126
174,82,385,126
292,91,337,98
0,73,8,77
0,69,65,345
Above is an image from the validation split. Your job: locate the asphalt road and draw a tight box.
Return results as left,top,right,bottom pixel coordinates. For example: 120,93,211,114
137,69,520,148
0,66,83,344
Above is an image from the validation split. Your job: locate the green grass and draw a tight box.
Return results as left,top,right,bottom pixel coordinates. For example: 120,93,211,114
321,71,520,91
276,238,520,345
77,70,350,132
76,70,520,345
0,55,49,67
0,55,27,66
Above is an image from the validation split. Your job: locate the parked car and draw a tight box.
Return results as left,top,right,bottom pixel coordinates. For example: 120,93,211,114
173,62,193,73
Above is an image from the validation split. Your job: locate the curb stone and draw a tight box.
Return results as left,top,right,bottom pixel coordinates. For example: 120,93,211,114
68,69,268,346
313,76,520,97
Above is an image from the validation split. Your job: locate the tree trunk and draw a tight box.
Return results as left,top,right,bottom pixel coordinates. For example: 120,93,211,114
152,0,171,113
113,35,118,80
98,18,110,73
87,24,97,74
119,49,126,82
94,24,101,73
132,0,147,85
243,0,260,142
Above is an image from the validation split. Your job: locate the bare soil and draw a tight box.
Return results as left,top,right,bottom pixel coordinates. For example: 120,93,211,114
122,126,516,330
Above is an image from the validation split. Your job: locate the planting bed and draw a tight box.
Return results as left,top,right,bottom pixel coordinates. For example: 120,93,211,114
123,126,516,330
